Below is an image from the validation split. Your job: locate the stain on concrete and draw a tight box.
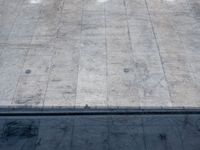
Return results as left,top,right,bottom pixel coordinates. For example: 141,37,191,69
159,133,167,141
1,121,38,140
123,68,130,73
191,2,200,18
25,69,31,74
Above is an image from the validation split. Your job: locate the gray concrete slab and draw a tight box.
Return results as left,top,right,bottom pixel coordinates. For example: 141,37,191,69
0,0,200,109
0,114,200,150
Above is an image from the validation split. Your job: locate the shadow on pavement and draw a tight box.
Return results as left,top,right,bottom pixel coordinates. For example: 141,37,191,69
0,107,200,150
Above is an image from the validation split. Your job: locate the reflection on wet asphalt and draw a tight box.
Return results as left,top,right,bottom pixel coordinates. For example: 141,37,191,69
0,114,200,150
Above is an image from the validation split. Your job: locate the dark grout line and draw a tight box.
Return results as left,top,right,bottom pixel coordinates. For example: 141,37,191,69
141,117,148,150
144,0,173,103
104,0,109,109
0,110,200,117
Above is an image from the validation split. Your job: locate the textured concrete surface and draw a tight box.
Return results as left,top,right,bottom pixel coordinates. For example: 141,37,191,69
0,114,199,150
0,0,200,108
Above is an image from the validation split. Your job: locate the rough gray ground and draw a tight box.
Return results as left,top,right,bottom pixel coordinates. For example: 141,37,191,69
0,114,200,150
0,0,200,108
